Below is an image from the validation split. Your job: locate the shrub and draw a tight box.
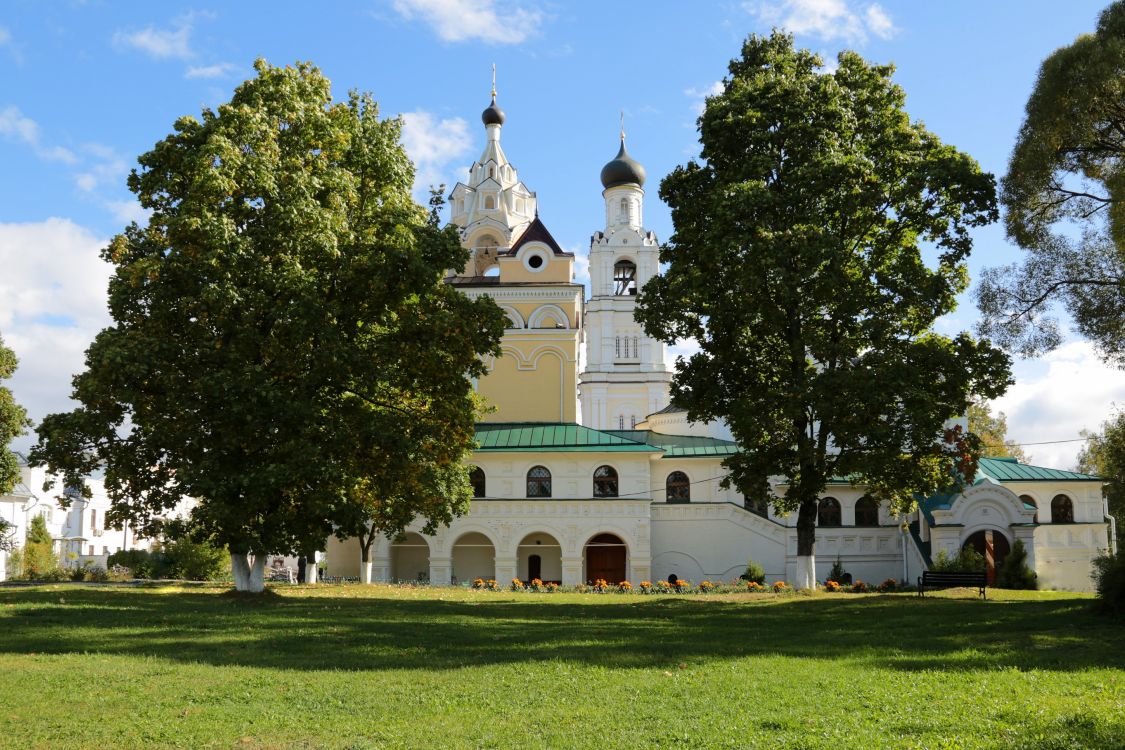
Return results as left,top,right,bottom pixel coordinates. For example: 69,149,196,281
827,556,849,584
932,546,986,573
527,578,543,592
878,578,897,593
639,581,652,593
162,537,229,581
673,579,689,593
851,580,868,593
741,558,766,584
747,580,764,592
107,549,159,579
824,580,841,592
545,582,559,593
510,578,524,591
1091,550,1125,619
699,580,715,593
618,581,633,593
22,516,60,579
772,581,788,592
995,539,1037,590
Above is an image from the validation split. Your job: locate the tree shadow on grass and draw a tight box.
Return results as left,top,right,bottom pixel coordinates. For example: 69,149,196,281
0,586,1120,675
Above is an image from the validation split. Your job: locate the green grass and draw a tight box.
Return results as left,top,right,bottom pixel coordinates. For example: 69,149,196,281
0,585,1121,749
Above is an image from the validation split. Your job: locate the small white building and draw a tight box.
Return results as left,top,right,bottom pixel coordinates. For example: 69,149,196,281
0,452,174,579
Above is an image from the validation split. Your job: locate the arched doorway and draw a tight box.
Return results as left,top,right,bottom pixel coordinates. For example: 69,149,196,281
390,532,430,582
516,532,562,583
584,533,627,584
963,529,1011,584
451,531,495,584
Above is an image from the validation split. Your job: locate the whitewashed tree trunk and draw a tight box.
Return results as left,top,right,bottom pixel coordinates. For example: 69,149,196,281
795,554,816,590
305,557,318,584
359,559,373,584
230,551,267,593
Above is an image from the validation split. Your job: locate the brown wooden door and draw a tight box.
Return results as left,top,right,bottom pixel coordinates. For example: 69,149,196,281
586,545,626,583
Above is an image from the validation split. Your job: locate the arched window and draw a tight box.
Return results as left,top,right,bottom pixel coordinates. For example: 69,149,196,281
619,197,629,223
1051,494,1074,523
666,471,690,503
469,467,485,499
527,466,552,498
488,166,495,179
818,497,842,527
744,495,769,518
1020,494,1039,523
484,195,496,210
614,260,637,296
854,496,878,526
593,466,618,498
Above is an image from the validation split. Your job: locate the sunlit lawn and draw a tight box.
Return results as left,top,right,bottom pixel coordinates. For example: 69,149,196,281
0,583,1121,749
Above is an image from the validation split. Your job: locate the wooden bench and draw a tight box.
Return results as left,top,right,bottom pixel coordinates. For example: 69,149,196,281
917,571,987,599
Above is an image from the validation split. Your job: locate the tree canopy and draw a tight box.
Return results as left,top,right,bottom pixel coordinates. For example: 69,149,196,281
636,33,1011,588
967,399,1027,462
1,331,30,498
976,1,1125,365
1077,410,1125,523
30,61,506,590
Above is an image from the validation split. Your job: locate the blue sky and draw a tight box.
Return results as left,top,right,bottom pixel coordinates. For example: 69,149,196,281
0,0,1121,467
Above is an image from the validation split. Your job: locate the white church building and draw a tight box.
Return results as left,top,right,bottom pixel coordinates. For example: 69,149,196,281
323,93,1117,592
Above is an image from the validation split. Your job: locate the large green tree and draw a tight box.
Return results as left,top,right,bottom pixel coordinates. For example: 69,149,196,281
1,332,30,497
1,332,31,552
636,33,1011,588
30,61,505,591
967,399,1028,462
1077,411,1125,523
976,1,1125,365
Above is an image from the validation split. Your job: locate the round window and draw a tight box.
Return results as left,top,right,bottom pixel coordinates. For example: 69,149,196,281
527,254,544,269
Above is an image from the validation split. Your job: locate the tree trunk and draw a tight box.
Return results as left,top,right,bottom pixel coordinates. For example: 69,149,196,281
794,498,818,589
359,530,374,584
230,551,267,593
305,556,318,584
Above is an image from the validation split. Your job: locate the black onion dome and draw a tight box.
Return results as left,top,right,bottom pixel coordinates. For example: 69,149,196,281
600,140,646,189
482,96,505,126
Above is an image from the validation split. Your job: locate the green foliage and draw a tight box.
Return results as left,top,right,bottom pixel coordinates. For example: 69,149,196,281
161,537,230,581
741,557,765,584
967,399,1027,461
827,557,849,584
106,549,158,578
0,331,32,498
976,2,1125,365
1076,409,1125,523
26,514,51,545
28,60,505,585
1091,549,1125,618
635,32,1010,559
931,547,987,574
995,539,1038,590
0,517,15,553
19,514,61,579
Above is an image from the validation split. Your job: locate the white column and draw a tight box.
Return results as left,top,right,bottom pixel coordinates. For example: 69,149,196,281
430,557,452,586
562,555,583,586
495,556,518,585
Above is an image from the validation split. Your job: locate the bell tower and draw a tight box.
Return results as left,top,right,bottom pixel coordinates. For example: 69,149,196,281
446,77,583,423
579,127,671,430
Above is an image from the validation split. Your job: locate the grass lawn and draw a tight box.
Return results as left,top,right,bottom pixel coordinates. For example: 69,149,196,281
0,584,1122,749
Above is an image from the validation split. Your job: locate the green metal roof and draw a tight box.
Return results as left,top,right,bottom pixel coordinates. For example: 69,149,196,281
474,423,660,452
606,430,740,458
978,457,1100,482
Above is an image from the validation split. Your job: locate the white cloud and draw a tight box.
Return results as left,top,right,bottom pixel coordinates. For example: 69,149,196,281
664,338,702,372
73,143,129,193
0,106,78,164
0,219,113,451
106,200,151,226
390,0,544,44
400,110,472,197
992,340,1125,470
747,0,897,45
185,62,239,79
685,81,724,116
112,17,194,60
